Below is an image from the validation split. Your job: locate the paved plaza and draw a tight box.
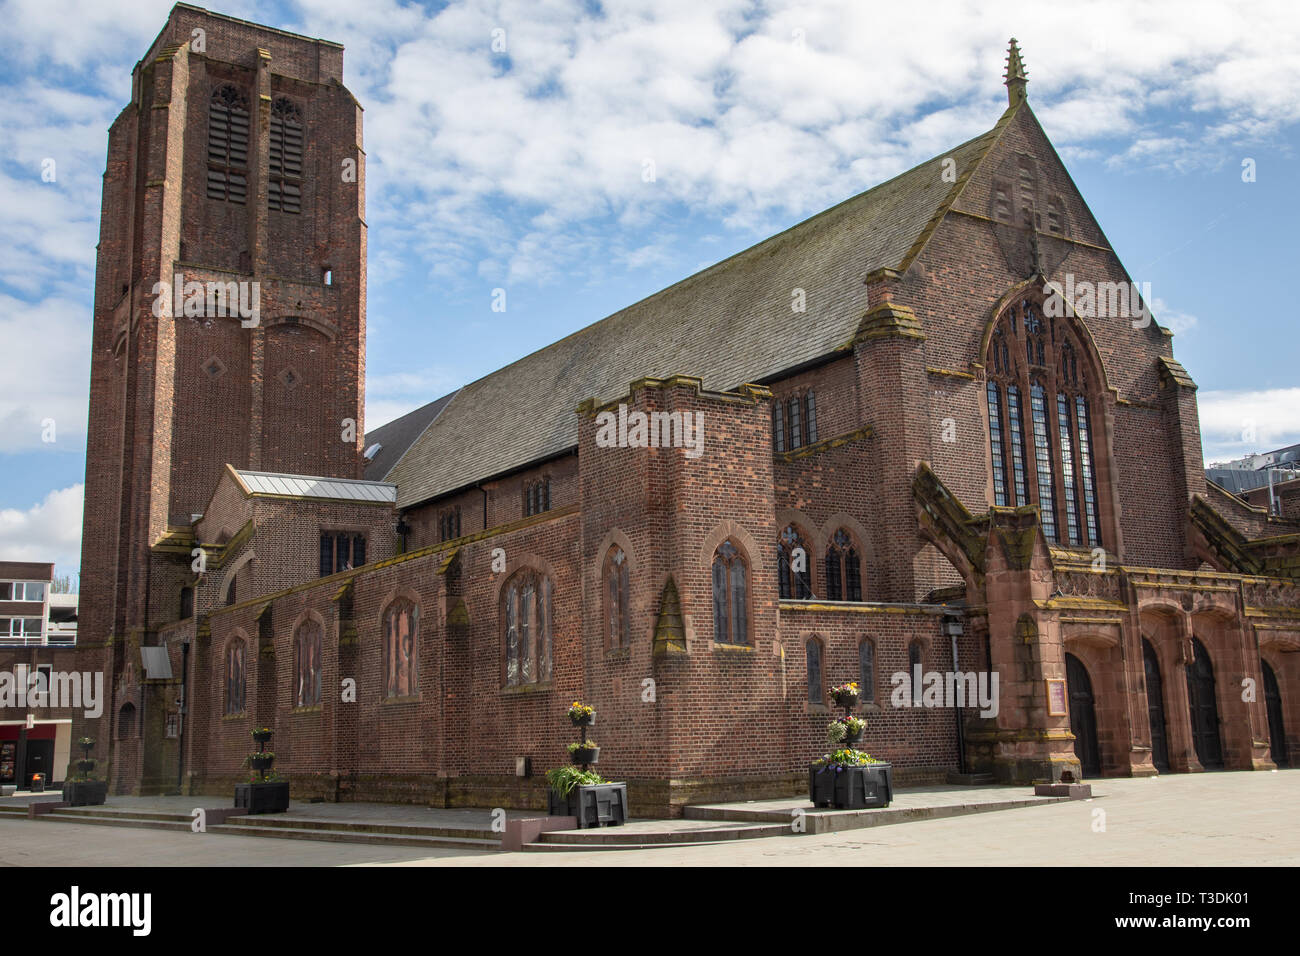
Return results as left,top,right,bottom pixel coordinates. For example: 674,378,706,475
0,771,1296,866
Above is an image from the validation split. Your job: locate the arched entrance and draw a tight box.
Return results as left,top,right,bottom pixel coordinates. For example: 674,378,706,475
1263,659,1289,768
1065,653,1100,777
1142,639,1170,773
1186,637,1223,769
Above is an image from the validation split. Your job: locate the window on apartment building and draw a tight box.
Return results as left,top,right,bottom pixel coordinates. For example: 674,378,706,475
294,618,323,707
824,528,862,601
0,582,46,601
224,639,246,715
858,639,876,703
207,84,250,203
776,524,812,600
438,507,461,542
0,618,44,640
604,546,630,651
524,478,551,517
383,598,419,698
268,97,304,214
320,532,367,576
985,293,1102,548
503,569,553,687
772,391,817,452
710,540,748,645
806,638,824,705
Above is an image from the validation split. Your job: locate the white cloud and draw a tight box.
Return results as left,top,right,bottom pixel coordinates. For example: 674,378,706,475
1149,297,1198,337
0,294,91,452
1198,388,1300,465
0,484,83,572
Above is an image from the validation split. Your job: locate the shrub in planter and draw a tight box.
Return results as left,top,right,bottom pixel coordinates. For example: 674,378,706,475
808,749,893,810
62,736,106,805
234,779,290,814
544,767,627,828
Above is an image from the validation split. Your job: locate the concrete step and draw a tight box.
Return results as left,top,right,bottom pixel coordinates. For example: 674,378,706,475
228,814,496,841
522,840,739,852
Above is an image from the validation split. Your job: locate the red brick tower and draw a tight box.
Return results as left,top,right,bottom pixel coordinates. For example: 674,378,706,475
77,4,365,790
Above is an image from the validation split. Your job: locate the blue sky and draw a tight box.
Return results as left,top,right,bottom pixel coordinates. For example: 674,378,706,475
1,0,1297,580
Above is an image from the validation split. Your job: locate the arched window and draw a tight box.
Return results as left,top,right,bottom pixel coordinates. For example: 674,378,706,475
383,599,418,698
524,478,551,517
777,525,811,600
806,638,823,704
503,570,553,686
711,540,748,644
858,639,876,703
268,97,303,214
293,618,323,707
985,291,1103,547
207,85,249,203
439,507,461,542
772,390,818,451
824,528,861,601
225,576,237,607
224,640,246,715
117,702,136,739
604,546,630,650
180,586,194,620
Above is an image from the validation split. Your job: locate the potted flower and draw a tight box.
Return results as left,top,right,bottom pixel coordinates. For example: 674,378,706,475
235,728,289,813
568,740,600,765
829,681,860,709
567,701,595,727
61,737,107,807
809,748,893,810
826,715,866,748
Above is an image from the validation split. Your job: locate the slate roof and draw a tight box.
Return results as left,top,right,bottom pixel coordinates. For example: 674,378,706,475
386,110,1013,509
362,390,458,481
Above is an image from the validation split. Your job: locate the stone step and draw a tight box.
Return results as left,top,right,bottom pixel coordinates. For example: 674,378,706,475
228,814,496,841
537,823,787,845
33,809,499,851
522,840,738,853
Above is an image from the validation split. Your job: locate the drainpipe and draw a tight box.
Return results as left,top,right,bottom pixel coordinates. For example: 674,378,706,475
945,615,967,774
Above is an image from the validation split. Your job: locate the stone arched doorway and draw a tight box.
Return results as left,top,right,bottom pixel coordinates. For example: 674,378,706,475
1142,638,1170,773
1263,659,1289,768
1186,637,1224,770
1065,653,1100,778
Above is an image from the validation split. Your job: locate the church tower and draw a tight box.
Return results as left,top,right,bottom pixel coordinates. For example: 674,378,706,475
77,3,365,789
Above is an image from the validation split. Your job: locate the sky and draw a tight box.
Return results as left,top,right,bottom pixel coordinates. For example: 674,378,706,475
0,0,1297,581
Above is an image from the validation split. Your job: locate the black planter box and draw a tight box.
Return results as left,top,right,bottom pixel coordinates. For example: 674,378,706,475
808,762,893,810
546,782,628,828
234,781,290,814
61,781,108,807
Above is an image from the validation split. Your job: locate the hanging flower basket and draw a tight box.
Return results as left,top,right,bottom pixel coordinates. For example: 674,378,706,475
567,702,595,727
251,728,273,744
568,743,599,765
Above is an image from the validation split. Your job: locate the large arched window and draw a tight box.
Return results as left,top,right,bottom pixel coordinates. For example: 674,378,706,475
711,541,748,644
383,599,419,698
776,525,812,599
503,570,553,686
824,528,862,601
207,85,249,203
986,292,1103,547
268,97,303,214
293,619,323,707
604,546,630,650
224,639,246,715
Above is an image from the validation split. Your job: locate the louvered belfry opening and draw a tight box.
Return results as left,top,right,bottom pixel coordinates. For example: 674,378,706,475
207,84,250,203
269,96,304,214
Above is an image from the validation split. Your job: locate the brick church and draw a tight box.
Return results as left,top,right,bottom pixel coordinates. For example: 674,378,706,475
55,4,1300,816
